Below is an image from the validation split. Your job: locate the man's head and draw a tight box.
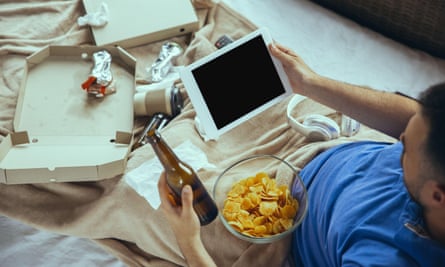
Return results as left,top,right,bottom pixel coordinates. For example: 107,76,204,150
401,81,445,242
418,82,445,185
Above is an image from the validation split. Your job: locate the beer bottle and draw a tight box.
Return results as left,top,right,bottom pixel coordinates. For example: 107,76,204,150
146,129,218,226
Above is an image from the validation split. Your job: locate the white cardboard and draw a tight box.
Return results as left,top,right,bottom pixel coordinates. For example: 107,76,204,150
83,0,199,48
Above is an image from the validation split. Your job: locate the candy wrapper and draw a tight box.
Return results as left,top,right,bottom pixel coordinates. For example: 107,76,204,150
81,50,116,98
148,42,183,83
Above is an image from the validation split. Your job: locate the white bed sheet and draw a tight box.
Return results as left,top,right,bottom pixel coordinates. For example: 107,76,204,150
0,215,125,267
223,0,445,98
1,0,445,266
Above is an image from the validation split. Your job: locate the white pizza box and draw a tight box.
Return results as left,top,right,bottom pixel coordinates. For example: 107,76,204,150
82,0,200,48
0,45,136,184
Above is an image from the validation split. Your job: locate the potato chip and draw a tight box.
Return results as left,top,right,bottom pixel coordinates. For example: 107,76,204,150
254,225,268,234
240,197,254,210
272,219,285,234
222,172,299,238
224,201,241,213
281,203,298,218
253,215,267,225
238,216,255,229
247,192,260,206
228,221,244,231
228,183,248,197
259,201,277,216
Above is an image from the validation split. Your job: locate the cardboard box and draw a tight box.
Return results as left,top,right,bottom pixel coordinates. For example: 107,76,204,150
83,0,200,48
0,45,136,184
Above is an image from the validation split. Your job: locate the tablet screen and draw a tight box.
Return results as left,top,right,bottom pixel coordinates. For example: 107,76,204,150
180,28,292,140
192,35,286,129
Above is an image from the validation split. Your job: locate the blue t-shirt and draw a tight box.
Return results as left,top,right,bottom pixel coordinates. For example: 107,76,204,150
293,141,445,267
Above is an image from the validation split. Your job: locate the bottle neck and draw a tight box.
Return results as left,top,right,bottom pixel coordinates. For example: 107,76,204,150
147,130,180,170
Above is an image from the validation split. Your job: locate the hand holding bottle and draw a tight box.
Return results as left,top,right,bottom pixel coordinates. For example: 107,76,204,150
158,171,201,241
146,129,218,226
158,172,217,267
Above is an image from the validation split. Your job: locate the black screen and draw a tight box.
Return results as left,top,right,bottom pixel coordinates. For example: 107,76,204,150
191,35,286,130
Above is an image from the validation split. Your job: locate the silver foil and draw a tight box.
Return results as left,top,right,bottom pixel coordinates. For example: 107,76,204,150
82,50,115,97
149,42,183,82
91,50,113,86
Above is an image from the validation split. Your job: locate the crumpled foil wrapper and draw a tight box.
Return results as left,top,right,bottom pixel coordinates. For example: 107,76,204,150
149,42,183,83
81,50,115,98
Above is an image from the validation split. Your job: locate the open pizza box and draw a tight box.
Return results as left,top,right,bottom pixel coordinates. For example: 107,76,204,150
0,45,136,184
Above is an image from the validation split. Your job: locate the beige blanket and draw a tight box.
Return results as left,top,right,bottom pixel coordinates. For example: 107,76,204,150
0,1,395,266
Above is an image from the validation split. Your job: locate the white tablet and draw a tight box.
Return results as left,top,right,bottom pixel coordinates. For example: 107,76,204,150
180,27,293,140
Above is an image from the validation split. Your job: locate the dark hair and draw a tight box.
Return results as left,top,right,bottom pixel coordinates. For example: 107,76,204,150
418,82,445,181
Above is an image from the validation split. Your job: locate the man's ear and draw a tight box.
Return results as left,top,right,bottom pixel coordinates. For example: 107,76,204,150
430,182,445,206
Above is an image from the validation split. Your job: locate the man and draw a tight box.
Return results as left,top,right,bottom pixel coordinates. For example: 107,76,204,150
158,42,445,266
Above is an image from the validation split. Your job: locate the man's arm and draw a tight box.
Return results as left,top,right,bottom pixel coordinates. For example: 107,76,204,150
269,43,419,138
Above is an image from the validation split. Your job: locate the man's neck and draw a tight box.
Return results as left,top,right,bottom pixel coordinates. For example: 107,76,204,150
424,209,445,245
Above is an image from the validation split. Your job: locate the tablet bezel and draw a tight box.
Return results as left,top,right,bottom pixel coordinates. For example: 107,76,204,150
180,27,293,140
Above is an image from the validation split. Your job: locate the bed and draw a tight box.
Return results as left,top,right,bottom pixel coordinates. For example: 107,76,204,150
1,0,445,266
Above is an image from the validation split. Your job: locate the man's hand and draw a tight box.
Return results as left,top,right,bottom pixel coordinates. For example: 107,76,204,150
157,172,217,267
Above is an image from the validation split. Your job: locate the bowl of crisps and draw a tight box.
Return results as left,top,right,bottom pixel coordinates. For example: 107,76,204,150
213,154,308,244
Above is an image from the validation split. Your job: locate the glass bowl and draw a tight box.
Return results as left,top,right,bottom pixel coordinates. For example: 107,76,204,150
213,154,308,244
